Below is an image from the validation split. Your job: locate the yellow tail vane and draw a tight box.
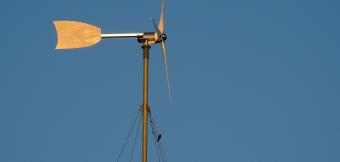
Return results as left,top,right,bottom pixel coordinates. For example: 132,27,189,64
53,21,102,49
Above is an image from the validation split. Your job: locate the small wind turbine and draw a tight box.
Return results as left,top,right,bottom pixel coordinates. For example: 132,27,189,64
53,0,169,162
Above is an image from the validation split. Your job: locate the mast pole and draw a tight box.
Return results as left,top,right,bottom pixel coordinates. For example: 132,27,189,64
142,43,150,162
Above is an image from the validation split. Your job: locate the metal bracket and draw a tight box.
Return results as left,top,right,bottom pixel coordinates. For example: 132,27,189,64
139,104,151,112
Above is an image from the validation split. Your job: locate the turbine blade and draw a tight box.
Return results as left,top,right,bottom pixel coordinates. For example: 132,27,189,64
151,17,162,41
53,21,101,49
158,0,165,34
161,40,172,102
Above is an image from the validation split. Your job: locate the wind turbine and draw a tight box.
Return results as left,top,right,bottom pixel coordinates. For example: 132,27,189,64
53,0,169,162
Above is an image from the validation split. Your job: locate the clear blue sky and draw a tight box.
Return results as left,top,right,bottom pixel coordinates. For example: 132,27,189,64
0,0,339,162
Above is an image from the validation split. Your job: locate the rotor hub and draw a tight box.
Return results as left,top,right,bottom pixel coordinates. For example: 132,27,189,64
162,33,167,41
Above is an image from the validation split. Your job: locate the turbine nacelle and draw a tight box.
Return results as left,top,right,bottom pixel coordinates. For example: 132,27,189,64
137,32,160,45
137,32,167,44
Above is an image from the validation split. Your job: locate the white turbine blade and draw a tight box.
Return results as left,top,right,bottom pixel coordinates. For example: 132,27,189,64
151,17,162,41
158,0,165,34
161,40,172,102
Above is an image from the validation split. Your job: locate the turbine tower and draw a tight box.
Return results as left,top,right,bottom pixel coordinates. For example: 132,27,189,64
53,0,169,162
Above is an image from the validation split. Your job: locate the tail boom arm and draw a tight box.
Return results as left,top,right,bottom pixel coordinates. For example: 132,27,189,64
101,33,144,38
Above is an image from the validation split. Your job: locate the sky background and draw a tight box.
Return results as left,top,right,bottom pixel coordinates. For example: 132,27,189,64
0,0,340,162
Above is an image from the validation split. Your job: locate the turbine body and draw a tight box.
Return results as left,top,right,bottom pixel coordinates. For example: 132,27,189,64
53,1,169,162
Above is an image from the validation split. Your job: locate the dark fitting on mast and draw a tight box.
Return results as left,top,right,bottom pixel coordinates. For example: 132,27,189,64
157,134,162,142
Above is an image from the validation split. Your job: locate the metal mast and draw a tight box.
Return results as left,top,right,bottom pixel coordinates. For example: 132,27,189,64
142,43,150,162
